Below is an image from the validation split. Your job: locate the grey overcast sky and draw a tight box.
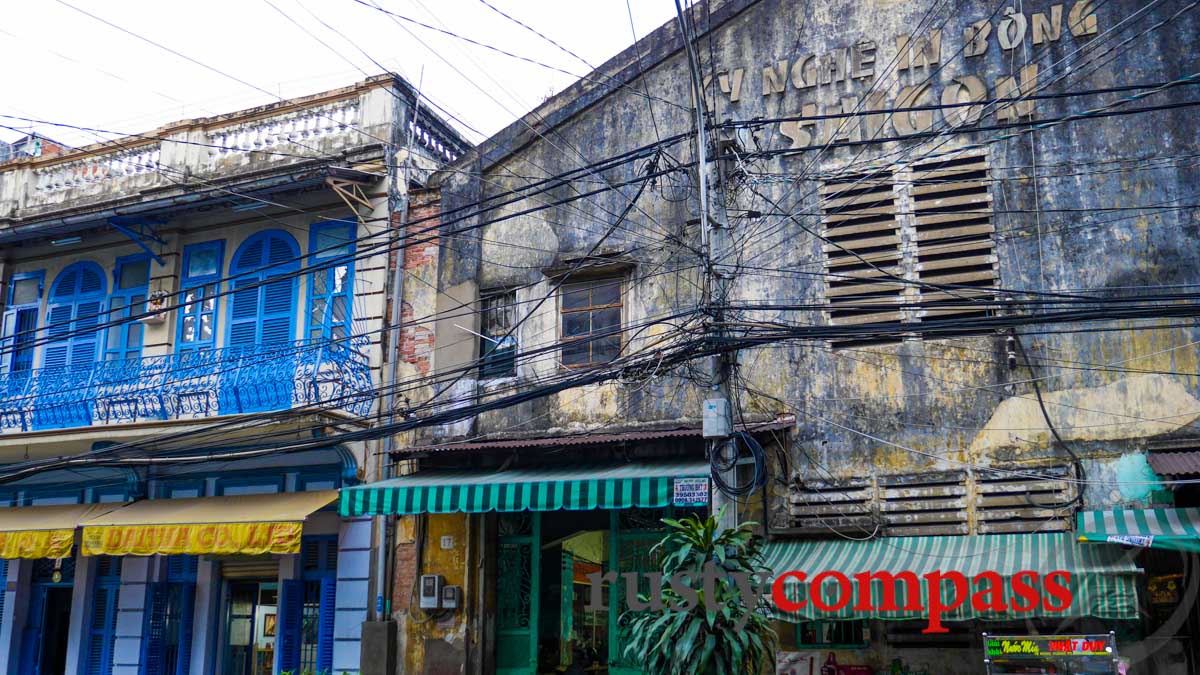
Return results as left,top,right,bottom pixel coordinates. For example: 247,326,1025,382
0,0,679,147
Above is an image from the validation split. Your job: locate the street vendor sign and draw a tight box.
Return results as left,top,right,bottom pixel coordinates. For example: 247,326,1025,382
984,634,1115,659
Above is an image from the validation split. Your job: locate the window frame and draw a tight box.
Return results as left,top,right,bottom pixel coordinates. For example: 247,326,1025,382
225,229,301,349
105,253,153,362
44,261,108,372
2,270,45,374
305,220,356,345
558,276,624,369
177,240,225,354
478,287,518,379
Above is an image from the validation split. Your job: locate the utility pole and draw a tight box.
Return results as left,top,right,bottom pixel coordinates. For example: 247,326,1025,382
675,0,738,530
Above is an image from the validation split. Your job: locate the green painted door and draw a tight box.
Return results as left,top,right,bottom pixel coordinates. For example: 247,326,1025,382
608,508,670,675
560,551,574,666
496,513,540,674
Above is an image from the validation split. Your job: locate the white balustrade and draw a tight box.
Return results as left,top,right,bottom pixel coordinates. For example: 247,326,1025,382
207,98,362,160
32,144,161,193
409,120,459,162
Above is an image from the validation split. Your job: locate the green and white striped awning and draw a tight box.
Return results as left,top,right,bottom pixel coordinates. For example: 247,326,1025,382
1078,507,1200,552
763,533,1140,623
340,460,710,516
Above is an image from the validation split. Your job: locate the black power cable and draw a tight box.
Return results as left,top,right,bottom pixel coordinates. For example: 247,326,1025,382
1012,331,1087,507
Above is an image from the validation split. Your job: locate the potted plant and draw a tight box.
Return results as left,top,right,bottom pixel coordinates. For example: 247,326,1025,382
621,509,777,674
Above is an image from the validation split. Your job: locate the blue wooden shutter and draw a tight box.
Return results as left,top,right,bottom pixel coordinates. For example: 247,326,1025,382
86,587,119,675
71,299,103,369
317,576,337,672
0,309,15,373
18,586,46,675
11,308,37,372
141,582,169,675
227,279,260,347
43,303,74,369
277,579,304,673
175,582,196,675
259,278,295,345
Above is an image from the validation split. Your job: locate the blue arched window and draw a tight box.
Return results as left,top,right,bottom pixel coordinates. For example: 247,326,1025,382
44,262,107,370
226,230,300,348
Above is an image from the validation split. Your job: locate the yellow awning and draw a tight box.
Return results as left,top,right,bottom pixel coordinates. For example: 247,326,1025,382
80,490,338,557
0,503,119,559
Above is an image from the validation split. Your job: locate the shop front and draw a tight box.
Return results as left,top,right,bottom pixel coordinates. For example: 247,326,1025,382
0,502,120,675
342,459,712,675
764,533,1142,674
1077,506,1200,673
78,489,340,675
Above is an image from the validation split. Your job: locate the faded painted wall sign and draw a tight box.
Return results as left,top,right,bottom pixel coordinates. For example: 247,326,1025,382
704,1,1101,149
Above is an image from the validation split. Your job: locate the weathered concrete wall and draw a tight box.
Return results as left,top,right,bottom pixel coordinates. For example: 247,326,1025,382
434,0,1200,503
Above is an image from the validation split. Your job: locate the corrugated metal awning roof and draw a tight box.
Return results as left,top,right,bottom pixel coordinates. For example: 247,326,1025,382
392,415,794,455
1149,451,1200,476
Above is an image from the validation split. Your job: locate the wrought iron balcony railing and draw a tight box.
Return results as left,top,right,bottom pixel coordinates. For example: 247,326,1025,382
0,339,374,433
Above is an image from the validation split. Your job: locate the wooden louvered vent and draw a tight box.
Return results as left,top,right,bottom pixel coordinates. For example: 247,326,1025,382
820,171,904,326
910,152,997,319
879,471,969,536
974,465,1075,534
788,476,876,536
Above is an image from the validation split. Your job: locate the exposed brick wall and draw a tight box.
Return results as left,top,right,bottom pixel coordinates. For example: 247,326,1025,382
392,540,418,612
395,191,441,379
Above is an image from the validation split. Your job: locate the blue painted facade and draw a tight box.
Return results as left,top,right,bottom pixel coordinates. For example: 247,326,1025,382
0,72,481,674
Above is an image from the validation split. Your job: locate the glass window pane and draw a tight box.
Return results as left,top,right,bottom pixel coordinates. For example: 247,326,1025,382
562,339,589,365
314,224,354,258
310,298,327,326
331,295,348,323
182,316,196,342
12,278,39,305
592,280,620,306
107,324,122,348
312,271,330,297
199,314,213,341
109,296,126,312
592,335,621,363
562,285,590,310
118,259,150,289
591,307,620,332
187,246,219,278
334,265,349,293
126,322,143,348
202,283,216,311
562,312,590,338
183,289,198,307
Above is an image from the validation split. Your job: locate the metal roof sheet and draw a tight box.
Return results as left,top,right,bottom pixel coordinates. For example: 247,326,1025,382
393,415,795,455
1149,451,1200,476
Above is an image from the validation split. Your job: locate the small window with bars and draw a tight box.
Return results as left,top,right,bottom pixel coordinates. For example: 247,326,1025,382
560,278,622,368
479,289,517,378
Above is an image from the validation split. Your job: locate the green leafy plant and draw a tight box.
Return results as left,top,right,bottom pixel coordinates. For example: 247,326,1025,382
621,509,777,674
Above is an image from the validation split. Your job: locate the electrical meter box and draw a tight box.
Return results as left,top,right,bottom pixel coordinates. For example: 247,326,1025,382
441,585,462,610
419,574,444,609
702,398,731,438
